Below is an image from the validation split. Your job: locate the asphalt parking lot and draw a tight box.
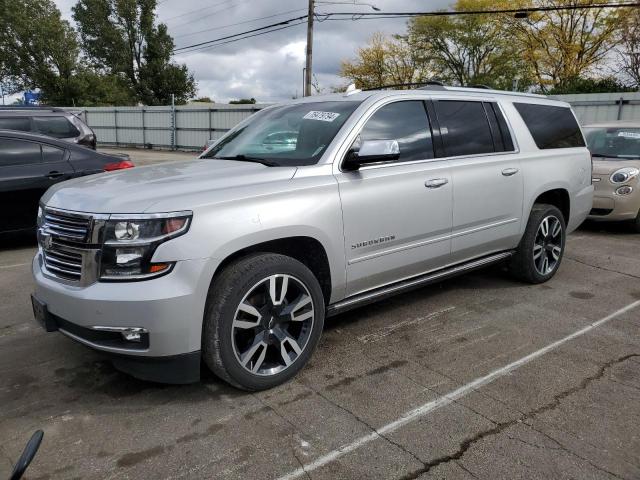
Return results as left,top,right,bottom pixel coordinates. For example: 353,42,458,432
1,160,640,479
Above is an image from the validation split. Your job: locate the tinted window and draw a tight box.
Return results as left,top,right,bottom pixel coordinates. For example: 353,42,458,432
434,101,494,156
33,116,80,138
42,145,65,163
0,139,42,166
0,117,31,131
514,103,585,149
490,103,515,151
359,101,433,162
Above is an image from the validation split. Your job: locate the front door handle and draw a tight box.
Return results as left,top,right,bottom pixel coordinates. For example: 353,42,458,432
502,168,519,177
425,178,449,188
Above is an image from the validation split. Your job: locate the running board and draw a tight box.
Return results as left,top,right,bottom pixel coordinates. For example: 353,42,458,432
327,251,514,317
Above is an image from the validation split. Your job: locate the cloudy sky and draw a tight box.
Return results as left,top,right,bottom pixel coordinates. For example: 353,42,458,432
52,0,452,102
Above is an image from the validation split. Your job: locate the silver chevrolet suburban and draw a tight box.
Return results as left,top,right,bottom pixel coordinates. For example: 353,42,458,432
32,86,593,390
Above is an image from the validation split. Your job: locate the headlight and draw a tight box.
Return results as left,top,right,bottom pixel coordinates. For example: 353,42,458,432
610,167,639,184
99,211,192,281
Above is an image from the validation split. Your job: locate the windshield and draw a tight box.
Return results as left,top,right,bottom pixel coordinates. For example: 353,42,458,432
201,101,361,166
584,127,640,159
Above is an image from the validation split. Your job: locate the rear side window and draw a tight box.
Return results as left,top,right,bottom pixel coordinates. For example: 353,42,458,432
0,138,42,166
0,117,31,132
514,103,585,149
33,116,80,138
434,101,494,157
486,102,515,152
359,100,434,162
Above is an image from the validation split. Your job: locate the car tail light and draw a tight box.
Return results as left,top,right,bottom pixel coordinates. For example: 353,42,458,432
104,160,135,171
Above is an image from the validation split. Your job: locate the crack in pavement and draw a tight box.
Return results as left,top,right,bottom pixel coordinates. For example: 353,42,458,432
396,353,640,480
565,256,640,280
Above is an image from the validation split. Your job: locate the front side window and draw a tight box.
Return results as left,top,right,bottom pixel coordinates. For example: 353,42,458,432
584,127,640,159
434,100,495,157
357,100,434,162
0,117,31,132
0,138,42,166
202,101,361,166
514,103,585,149
33,116,80,138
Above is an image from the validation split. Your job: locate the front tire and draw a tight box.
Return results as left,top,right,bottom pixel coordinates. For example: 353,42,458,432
630,210,640,233
202,253,325,391
509,204,566,284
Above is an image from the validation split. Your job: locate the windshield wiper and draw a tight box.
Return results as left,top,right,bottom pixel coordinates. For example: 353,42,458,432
213,155,279,167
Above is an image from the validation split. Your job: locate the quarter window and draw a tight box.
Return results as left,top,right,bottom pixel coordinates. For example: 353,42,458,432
514,103,585,149
434,101,495,157
33,116,80,138
358,101,434,162
0,139,42,166
0,117,31,131
42,145,65,163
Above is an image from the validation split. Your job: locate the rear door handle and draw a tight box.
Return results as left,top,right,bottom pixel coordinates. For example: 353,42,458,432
46,171,64,179
425,178,449,188
502,168,519,177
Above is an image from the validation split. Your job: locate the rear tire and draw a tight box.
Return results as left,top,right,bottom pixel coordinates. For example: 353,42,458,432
202,253,325,391
509,204,566,284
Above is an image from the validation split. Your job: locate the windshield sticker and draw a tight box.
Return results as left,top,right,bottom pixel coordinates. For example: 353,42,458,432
617,131,640,139
303,111,340,122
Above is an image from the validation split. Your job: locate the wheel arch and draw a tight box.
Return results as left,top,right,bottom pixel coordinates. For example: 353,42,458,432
529,187,571,225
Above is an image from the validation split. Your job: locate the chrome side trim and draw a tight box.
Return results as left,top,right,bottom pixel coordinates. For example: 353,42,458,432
58,329,150,354
349,219,518,265
329,251,514,316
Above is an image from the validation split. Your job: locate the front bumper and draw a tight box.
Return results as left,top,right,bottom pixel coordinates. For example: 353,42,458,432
32,252,214,383
587,178,640,221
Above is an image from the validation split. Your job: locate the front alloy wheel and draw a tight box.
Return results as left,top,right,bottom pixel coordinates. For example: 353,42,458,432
203,253,325,390
232,274,315,376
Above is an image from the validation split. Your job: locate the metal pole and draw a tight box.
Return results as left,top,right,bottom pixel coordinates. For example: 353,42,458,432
305,0,314,96
141,108,146,147
171,94,176,150
617,97,624,120
114,109,118,146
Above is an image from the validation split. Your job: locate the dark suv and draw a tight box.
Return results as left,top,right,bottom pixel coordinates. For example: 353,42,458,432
0,107,96,149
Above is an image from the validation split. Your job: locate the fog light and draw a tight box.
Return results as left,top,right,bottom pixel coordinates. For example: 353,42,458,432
121,328,144,342
616,185,633,195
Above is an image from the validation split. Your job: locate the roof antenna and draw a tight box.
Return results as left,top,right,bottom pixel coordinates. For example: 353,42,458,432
344,83,362,96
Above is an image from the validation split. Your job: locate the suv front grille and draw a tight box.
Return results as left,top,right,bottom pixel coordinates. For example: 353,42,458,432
39,207,107,285
43,210,91,241
43,244,83,280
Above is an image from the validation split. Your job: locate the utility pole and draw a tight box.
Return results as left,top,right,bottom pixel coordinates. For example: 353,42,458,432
305,0,314,97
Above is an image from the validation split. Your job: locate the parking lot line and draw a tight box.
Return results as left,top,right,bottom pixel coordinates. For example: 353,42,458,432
0,262,31,269
277,299,640,480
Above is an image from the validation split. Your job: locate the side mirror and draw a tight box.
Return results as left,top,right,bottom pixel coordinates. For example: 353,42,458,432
10,430,43,480
344,140,400,170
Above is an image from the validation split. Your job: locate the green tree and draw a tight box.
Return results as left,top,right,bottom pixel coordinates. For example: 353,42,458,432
408,0,533,90
546,76,634,95
504,0,622,92
340,32,428,90
73,0,196,105
229,98,257,104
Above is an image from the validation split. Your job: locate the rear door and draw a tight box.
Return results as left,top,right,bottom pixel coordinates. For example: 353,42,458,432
336,99,453,297
0,137,74,232
431,98,523,264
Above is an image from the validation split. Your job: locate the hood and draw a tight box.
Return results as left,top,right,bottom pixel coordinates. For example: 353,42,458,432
592,157,640,176
42,159,297,213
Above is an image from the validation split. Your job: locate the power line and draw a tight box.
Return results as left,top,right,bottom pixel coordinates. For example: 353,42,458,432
175,21,307,56
172,2,640,54
172,8,307,40
173,15,308,53
158,0,237,23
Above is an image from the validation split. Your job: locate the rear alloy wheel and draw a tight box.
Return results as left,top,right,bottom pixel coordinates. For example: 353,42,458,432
203,253,324,390
509,204,566,284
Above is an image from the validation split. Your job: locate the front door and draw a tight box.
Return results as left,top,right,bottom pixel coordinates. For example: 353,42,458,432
335,100,453,297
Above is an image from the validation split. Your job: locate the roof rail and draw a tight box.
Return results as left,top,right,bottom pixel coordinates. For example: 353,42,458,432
466,84,492,90
0,106,66,112
363,81,447,91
